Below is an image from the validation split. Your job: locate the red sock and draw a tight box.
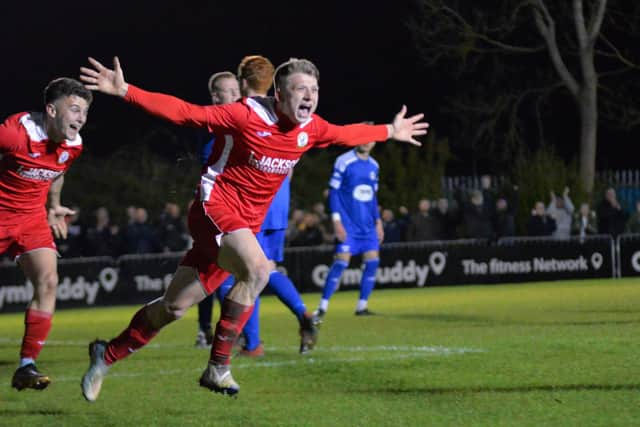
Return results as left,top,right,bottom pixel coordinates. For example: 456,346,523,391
20,309,53,360
104,306,159,365
210,299,254,366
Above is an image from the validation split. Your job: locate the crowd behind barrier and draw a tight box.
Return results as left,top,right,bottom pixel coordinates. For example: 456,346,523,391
3,175,637,266
2,233,640,313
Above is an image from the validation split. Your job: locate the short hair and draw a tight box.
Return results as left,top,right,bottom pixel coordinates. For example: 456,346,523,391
237,55,275,94
44,78,93,106
207,71,236,94
273,58,319,92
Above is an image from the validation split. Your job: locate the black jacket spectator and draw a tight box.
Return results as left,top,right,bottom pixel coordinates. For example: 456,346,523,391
460,190,494,240
407,199,440,241
381,208,403,243
123,208,161,254
527,202,556,236
157,202,188,252
597,188,628,237
85,207,122,256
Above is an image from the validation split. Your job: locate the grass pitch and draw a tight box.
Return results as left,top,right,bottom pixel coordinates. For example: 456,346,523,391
1,279,639,426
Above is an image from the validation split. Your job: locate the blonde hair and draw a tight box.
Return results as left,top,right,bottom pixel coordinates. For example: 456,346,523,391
273,58,319,92
207,71,236,94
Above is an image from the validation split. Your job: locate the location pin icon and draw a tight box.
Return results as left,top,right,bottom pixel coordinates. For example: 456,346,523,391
429,252,446,275
590,253,603,270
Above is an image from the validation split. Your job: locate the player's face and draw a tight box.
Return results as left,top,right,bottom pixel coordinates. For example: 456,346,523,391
277,73,318,123
211,78,240,105
355,141,376,155
46,95,90,142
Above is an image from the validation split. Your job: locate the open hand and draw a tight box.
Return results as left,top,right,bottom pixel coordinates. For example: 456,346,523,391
80,57,128,97
390,105,429,146
48,206,75,239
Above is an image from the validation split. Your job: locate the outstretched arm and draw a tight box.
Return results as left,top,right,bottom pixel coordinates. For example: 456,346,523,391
317,106,429,148
80,57,225,129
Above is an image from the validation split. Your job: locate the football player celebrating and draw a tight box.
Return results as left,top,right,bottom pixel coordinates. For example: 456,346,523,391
1,78,92,391
79,56,428,401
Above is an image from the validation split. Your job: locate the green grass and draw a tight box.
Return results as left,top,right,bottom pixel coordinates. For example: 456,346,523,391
1,279,639,426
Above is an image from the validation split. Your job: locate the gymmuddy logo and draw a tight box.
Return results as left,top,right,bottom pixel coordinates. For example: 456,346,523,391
311,252,447,289
0,267,118,310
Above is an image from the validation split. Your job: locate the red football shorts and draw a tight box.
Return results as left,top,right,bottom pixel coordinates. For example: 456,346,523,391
0,211,56,259
180,201,251,294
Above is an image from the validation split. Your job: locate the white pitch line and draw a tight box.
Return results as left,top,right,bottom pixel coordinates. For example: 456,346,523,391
0,338,484,355
1,340,484,387
47,350,483,384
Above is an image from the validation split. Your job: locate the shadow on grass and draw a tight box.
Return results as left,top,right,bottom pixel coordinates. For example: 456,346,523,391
391,313,640,327
0,359,14,366
358,383,640,395
0,409,67,416
391,313,493,323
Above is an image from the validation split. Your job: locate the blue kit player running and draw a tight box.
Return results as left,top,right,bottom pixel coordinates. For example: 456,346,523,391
315,140,383,318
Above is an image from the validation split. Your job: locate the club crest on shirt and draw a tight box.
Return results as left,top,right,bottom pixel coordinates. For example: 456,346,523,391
370,171,377,180
297,132,309,148
58,151,69,164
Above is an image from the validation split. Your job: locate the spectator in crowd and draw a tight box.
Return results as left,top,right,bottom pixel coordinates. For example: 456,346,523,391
396,205,410,240
480,174,497,217
597,187,628,237
85,207,121,256
286,208,305,245
381,208,403,243
460,190,494,239
547,187,575,239
289,212,324,247
55,205,86,258
123,207,161,254
625,200,640,234
493,197,516,239
527,201,556,236
406,198,439,241
125,205,136,226
157,202,188,252
433,197,458,240
311,201,334,244
572,202,598,238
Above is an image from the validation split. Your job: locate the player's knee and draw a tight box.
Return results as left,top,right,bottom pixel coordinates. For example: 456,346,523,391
160,298,190,321
35,271,59,298
246,261,271,292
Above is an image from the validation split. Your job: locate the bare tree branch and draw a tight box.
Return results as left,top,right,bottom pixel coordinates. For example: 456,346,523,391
440,5,545,53
597,33,640,69
573,0,589,50
532,0,580,95
589,0,609,42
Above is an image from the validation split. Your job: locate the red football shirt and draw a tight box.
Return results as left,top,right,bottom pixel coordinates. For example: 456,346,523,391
0,112,83,216
124,85,388,231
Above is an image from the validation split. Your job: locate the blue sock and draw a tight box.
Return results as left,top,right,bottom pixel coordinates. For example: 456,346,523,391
197,294,214,332
322,260,348,301
359,258,379,301
268,271,306,321
242,298,261,350
216,275,235,303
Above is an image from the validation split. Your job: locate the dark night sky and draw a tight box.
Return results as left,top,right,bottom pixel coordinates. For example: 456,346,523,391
1,1,635,171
